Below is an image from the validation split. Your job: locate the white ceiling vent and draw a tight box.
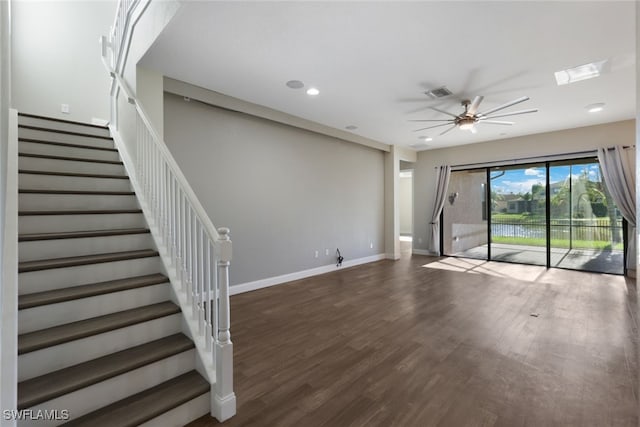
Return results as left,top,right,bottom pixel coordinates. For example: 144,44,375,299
425,86,453,99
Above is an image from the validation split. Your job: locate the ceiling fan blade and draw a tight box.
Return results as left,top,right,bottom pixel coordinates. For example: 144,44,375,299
477,96,530,117
413,122,455,132
467,95,484,115
477,120,514,126
440,125,457,136
480,108,538,119
429,106,459,118
408,119,455,122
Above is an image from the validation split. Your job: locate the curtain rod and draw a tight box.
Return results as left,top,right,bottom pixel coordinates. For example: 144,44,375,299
434,145,635,170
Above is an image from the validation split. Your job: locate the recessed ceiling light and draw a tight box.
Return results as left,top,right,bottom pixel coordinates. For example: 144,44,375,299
306,87,320,96
286,80,304,89
586,102,605,113
554,59,608,86
418,136,433,142
345,125,358,130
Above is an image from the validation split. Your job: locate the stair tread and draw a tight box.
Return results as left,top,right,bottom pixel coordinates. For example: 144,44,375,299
19,152,123,165
19,227,150,242
19,137,117,152
18,249,159,273
19,209,142,216
62,371,209,427
18,112,109,130
18,301,180,355
18,333,194,410
18,169,128,179
19,124,113,140
19,273,169,309
19,189,135,195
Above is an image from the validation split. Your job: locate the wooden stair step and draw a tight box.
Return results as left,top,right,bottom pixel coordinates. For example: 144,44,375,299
19,273,168,309
19,152,123,165
18,249,159,273
18,169,129,179
19,209,142,216
18,301,180,355
18,124,113,140
62,371,209,427
18,333,194,410
19,227,150,242
19,138,117,152
18,112,109,130
18,273,168,310
19,189,135,195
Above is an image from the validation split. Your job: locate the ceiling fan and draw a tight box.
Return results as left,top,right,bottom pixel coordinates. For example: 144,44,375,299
410,96,538,135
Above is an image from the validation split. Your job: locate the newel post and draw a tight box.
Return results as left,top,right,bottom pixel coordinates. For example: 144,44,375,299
213,227,236,421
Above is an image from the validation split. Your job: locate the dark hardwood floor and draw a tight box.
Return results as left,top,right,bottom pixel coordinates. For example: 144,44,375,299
190,253,638,427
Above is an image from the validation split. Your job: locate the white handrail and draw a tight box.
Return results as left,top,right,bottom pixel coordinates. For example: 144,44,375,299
104,0,235,421
1,108,19,424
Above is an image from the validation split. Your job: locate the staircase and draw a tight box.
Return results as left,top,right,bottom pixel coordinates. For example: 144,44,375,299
15,113,211,426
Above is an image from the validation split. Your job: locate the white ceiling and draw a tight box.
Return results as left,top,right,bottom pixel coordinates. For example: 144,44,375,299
141,1,636,151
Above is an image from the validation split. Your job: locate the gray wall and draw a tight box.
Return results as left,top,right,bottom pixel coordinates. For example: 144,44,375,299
164,93,385,286
11,1,115,123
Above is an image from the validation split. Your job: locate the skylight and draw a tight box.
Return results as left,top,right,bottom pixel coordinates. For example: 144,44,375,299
554,60,608,86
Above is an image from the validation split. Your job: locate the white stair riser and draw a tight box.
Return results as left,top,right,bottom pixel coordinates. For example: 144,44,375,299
19,193,139,211
19,257,163,294
19,213,146,234
18,156,125,175
19,173,132,192
18,313,182,381
19,233,154,262
140,392,210,427
18,127,114,149
20,350,195,427
18,283,170,334
18,141,120,162
18,117,111,138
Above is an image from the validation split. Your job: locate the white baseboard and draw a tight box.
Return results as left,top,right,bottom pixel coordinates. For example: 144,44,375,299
91,117,109,126
412,249,437,256
230,254,386,296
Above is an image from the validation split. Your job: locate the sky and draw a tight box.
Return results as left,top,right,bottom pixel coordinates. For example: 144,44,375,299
490,163,602,195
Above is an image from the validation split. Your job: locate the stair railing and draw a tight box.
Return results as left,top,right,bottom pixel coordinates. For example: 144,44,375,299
102,0,235,421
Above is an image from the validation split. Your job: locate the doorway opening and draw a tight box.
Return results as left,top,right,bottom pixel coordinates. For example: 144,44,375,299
399,166,413,257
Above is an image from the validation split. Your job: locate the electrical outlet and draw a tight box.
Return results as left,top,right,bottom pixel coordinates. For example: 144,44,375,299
370,242,373,249
61,104,70,114
314,250,319,258
325,249,329,256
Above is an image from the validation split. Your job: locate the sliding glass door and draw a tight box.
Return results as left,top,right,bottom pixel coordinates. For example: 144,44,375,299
442,169,488,260
548,160,623,274
442,158,624,274
490,164,547,266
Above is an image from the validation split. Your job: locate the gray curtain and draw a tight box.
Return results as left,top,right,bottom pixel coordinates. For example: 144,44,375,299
597,146,636,272
430,165,451,255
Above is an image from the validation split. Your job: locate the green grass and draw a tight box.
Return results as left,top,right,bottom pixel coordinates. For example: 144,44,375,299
491,236,623,251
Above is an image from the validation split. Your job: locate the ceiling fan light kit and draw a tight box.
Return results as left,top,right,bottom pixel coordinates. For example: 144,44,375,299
411,95,538,136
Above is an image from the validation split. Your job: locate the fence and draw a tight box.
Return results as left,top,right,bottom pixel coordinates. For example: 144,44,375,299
491,217,623,245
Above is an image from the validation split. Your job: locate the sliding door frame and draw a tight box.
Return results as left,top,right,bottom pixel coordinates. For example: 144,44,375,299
440,156,625,275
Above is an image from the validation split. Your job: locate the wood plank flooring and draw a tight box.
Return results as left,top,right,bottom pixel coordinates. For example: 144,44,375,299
190,254,638,427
